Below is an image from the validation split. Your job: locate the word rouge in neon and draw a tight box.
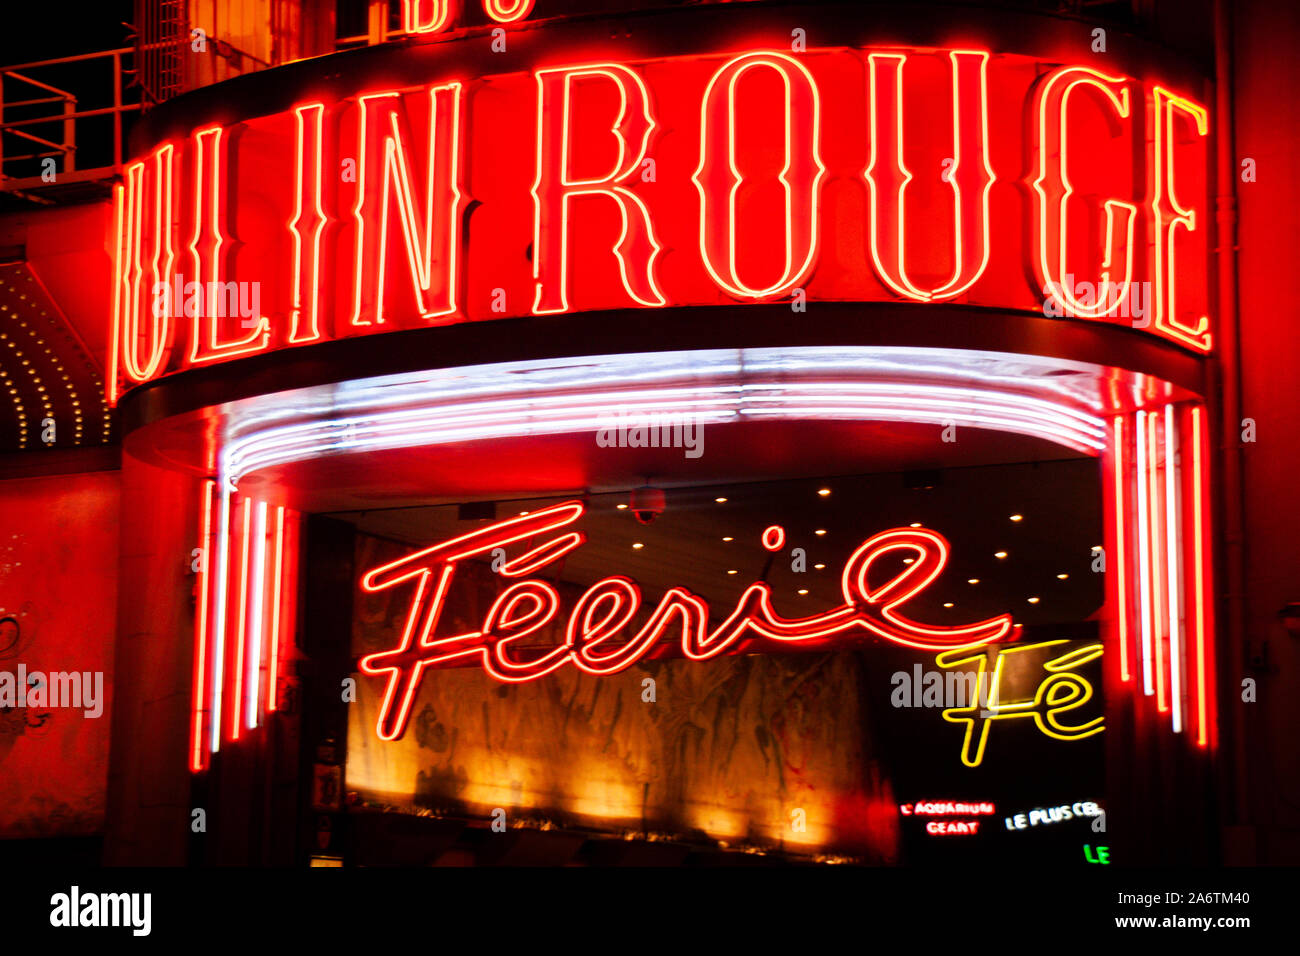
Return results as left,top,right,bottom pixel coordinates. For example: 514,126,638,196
357,500,1015,740
109,45,1213,401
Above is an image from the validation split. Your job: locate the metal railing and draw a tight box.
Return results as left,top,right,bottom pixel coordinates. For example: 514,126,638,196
0,47,140,195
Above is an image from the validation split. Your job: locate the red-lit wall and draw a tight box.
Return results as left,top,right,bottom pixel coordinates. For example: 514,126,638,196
1227,0,1300,865
0,471,117,838
102,454,203,864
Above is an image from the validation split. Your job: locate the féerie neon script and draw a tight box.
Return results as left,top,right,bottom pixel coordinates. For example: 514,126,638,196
358,500,1015,740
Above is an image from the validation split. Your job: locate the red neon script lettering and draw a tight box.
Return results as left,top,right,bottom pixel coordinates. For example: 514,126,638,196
359,501,1014,740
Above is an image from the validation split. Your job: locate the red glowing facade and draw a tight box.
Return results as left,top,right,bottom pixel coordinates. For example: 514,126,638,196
8,0,1273,870
107,44,1212,405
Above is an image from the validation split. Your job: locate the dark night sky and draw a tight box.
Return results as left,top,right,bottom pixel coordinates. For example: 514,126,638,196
0,2,137,177
0,3,134,66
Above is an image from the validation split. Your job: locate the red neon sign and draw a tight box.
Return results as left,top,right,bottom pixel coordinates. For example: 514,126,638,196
357,501,1014,741
107,46,1212,403
532,64,665,313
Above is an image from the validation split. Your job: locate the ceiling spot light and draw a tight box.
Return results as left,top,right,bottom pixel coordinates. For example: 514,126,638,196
726,569,738,575
903,558,914,565
943,602,954,608
1009,514,1024,522
632,543,644,550
814,529,827,536
814,563,826,570
617,503,628,510
1027,597,1041,604
715,497,728,503
994,551,1008,559
798,589,809,595
817,488,831,497
909,522,922,528
1056,573,1069,580
722,536,734,542
967,578,980,585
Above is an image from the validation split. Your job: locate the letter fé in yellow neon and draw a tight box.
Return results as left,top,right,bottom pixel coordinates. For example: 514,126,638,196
936,640,1104,767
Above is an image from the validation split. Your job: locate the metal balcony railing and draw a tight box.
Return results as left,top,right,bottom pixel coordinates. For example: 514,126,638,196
0,48,140,196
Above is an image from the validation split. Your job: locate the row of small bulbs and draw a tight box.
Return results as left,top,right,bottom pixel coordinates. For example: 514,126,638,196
0,272,110,448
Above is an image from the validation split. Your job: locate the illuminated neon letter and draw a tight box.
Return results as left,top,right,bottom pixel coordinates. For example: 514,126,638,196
693,51,825,299
531,63,666,314
1031,66,1138,319
112,143,177,396
865,51,995,302
358,504,586,739
484,0,532,22
351,84,465,326
937,641,1104,767
188,127,272,364
289,103,327,343
1151,87,1211,351
402,0,456,34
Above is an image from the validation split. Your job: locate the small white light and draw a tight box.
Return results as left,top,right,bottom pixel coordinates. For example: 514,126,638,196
1027,597,1041,604
814,529,827,536
994,551,1008,560
715,497,728,504
817,488,831,497
632,543,644,550
1009,514,1024,522
1056,573,1069,580
967,578,980,585
726,569,738,575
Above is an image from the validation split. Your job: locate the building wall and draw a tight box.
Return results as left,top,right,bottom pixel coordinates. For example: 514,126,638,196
0,471,118,839
1230,0,1300,864
102,453,201,864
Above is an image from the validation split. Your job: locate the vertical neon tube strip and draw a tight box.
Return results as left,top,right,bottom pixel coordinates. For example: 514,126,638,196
1190,405,1210,746
209,484,233,755
267,505,286,713
191,480,215,772
231,498,252,741
1112,416,1131,682
108,184,124,406
246,500,269,730
1149,411,1168,713
1164,404,1184,732
1135,409,1154,695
